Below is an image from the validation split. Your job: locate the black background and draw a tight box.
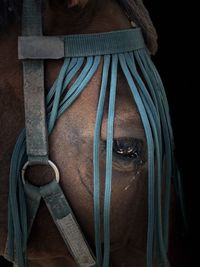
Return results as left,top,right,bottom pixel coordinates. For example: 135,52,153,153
144,0,196,265
0,0,196,266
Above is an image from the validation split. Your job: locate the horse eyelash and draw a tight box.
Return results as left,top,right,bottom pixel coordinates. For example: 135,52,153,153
112,138,144,161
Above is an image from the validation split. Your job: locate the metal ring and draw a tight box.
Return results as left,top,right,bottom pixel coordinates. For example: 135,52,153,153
21,160,60,185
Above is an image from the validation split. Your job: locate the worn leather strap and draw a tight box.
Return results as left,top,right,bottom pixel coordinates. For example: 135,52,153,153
41,180,96,267
20,1,96,265
24,180,96,267
22,0,48,164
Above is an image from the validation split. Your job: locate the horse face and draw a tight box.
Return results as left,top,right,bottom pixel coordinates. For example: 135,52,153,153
25,0,149,260
43,61,148,252
24,57,149,263
0,1,153,263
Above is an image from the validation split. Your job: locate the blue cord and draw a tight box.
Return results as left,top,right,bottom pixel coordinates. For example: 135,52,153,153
8,48,178,267
119,53,155,267
93,55,111,267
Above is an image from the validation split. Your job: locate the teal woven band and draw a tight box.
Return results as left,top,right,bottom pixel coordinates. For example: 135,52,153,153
18,28,145,59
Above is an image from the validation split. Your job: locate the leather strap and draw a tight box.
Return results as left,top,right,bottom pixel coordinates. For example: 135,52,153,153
24,180,96,267
20,1,96,265
22,0,48,164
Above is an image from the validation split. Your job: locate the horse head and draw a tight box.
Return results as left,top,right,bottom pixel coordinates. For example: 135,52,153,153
0,1,185,267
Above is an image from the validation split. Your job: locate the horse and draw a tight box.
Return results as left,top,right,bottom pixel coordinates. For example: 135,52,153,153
0,0,186,266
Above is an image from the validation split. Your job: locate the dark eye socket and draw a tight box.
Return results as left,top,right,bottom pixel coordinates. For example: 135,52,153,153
112,138,144,162
100,138,145,171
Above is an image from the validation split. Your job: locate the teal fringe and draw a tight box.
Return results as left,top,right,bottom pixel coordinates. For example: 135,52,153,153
7,48,184,267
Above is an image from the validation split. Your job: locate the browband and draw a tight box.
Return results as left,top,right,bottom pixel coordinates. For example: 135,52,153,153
18,28,145,59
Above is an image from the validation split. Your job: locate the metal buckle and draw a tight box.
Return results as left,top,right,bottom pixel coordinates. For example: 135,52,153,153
21,160,60,185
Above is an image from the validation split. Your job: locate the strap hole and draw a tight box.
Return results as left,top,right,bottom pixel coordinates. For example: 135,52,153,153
22,160,60,186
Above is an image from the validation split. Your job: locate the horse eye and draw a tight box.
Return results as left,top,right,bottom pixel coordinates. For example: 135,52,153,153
113,138,143,160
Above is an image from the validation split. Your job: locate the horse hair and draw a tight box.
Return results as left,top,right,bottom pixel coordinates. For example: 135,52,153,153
116,0,158,54
0,0,157,53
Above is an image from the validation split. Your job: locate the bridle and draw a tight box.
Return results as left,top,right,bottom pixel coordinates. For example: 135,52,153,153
5,1,183,267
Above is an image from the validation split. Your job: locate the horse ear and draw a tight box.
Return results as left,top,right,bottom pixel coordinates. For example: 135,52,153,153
68,0,88,8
